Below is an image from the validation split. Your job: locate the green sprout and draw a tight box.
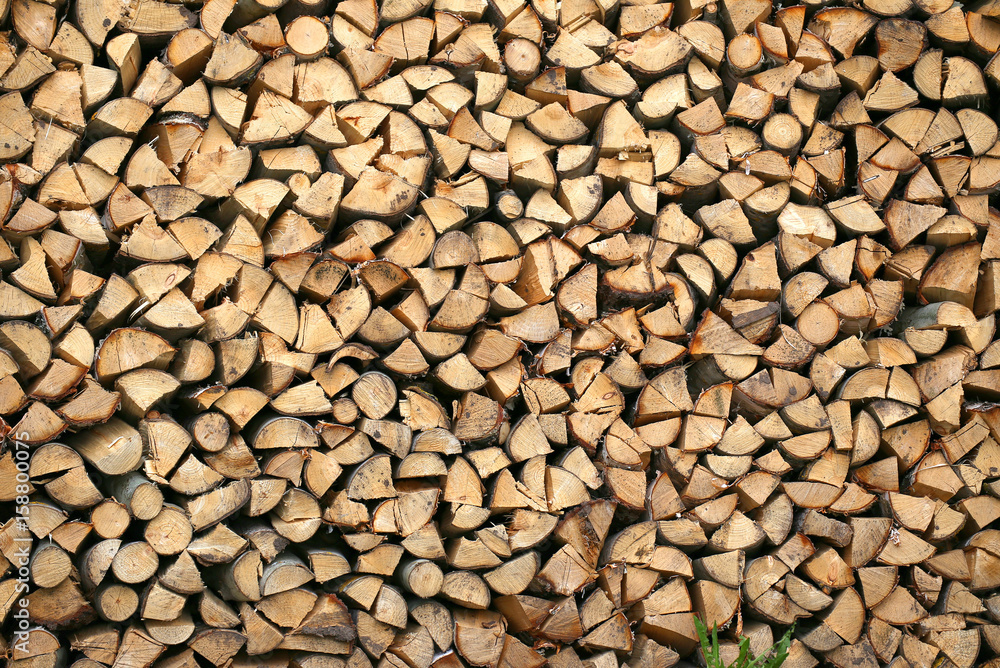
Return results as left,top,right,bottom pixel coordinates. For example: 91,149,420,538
693,616,795,668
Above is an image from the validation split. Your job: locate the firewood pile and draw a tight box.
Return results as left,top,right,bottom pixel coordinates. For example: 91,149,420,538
6,0,1000,665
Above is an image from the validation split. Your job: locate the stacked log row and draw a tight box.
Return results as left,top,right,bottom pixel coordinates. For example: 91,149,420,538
3,0,1000,667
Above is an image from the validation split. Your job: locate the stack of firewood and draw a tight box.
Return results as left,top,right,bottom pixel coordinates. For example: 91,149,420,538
3,0,1000,666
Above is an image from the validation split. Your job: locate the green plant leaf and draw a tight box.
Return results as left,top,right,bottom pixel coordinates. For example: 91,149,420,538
693,619,795,668
767,623,795,668
694,616,715,668
736,635,750,668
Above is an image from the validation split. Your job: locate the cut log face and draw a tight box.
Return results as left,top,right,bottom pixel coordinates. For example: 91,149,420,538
6,1,1000,667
